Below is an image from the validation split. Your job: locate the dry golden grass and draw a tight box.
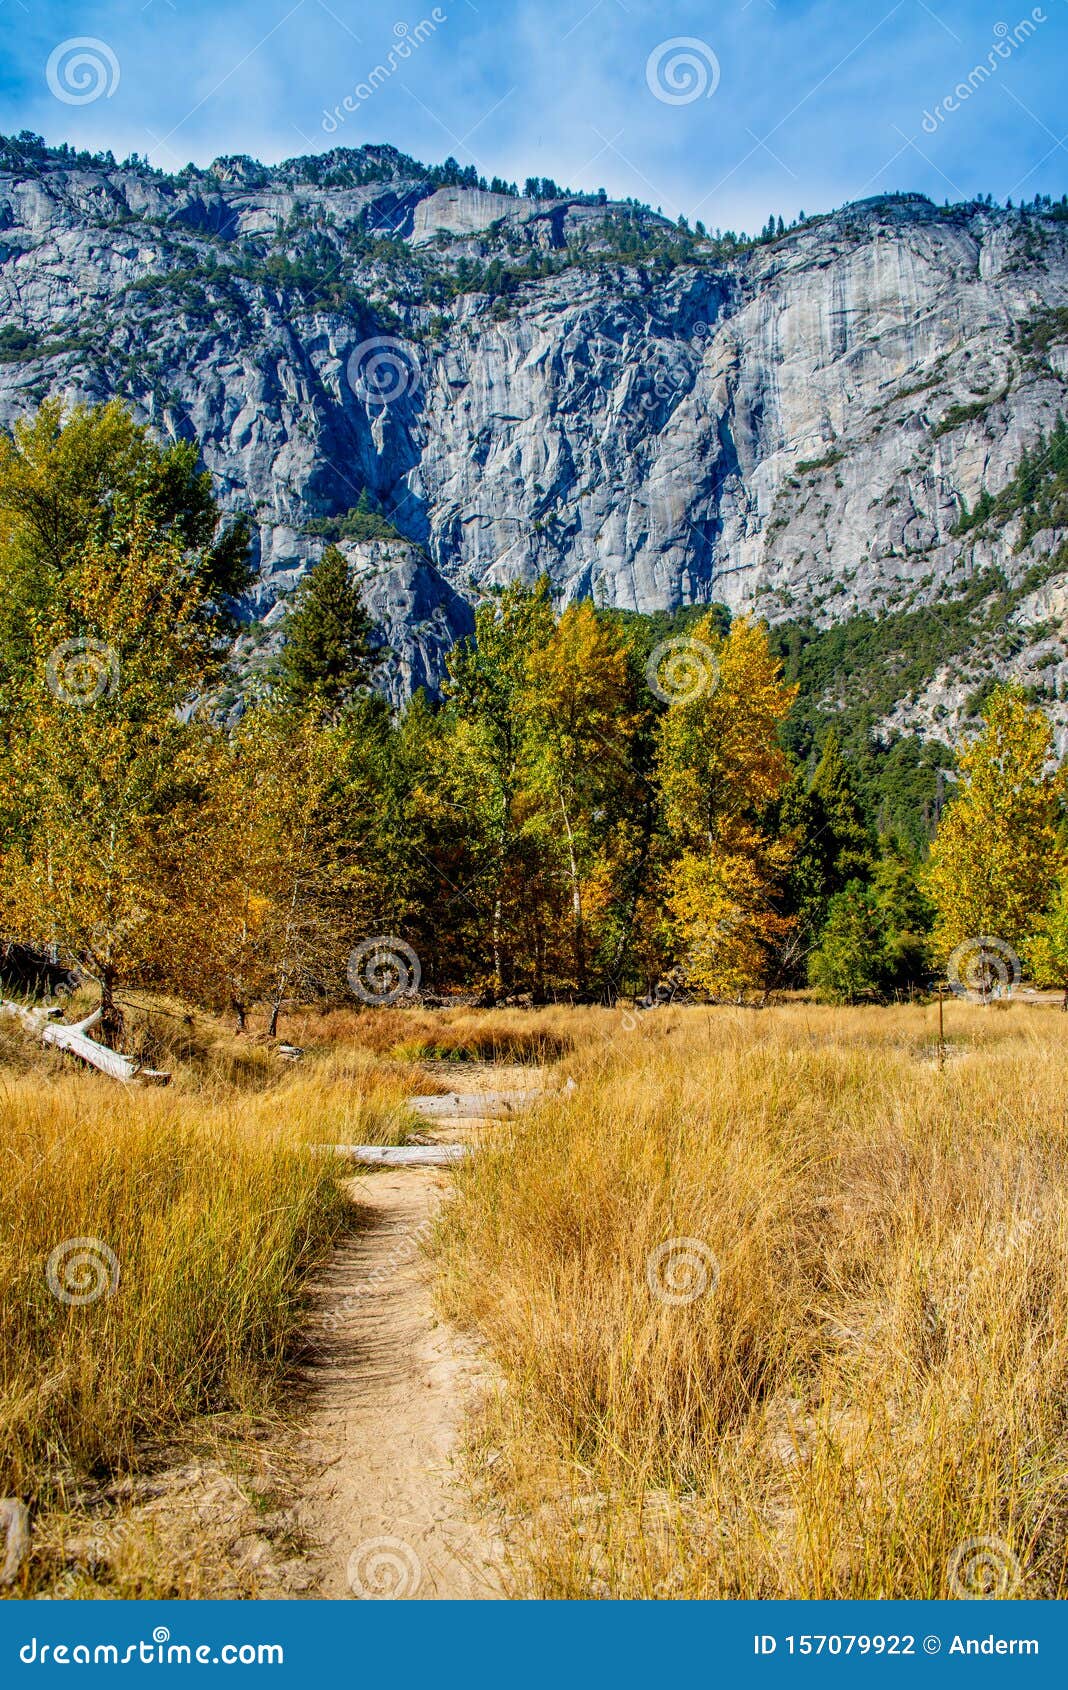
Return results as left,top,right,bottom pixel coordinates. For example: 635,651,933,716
9,993,1067,1602
290,1002,605,1066
439,1000,1068,1599
0,1070,349,1506
0,995,442,1594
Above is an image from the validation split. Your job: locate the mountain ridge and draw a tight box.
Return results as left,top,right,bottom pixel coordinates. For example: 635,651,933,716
2,130,1068,749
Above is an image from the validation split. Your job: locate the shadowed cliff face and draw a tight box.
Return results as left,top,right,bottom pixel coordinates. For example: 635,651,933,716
2,144,1068,724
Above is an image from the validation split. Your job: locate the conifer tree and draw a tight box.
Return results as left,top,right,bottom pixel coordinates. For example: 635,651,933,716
444,578,555,996
278,546,375,720
780,729,874,953
872,838,933,989
809,882,889,1002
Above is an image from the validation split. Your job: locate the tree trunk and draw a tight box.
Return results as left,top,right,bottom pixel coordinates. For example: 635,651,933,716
532,923,546,1005
558,793,585,998
98,964,124,1050
605,794,655,1000
268,990,285,1038
491,885,504,1002
233,999,247,1034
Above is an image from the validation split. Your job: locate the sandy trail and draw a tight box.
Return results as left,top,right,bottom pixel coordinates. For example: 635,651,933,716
296,1065,539,1600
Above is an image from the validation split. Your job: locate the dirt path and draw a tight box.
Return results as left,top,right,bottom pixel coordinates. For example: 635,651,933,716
295,1066,539,1600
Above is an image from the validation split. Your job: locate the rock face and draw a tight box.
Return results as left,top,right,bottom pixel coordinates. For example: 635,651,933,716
2,138,1068,732
346,542,475,706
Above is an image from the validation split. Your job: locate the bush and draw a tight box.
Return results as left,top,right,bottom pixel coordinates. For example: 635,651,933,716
808,882,890,1002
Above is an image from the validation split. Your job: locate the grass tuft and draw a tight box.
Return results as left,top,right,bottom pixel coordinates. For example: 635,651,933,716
439,1002,1068,1598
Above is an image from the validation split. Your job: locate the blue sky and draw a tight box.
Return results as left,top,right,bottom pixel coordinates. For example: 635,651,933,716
2,0,1067,231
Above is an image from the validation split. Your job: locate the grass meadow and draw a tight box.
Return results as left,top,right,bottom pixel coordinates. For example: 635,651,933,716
2,994,1066,1598
439,999,1068,1599
0,997,586,1594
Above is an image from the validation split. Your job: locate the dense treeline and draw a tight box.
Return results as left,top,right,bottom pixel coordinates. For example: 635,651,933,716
1,403,1065,1033
955,411,1068,542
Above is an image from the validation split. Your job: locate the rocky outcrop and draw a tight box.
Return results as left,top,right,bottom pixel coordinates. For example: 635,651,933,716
345,541,475,706
1,141,1067,727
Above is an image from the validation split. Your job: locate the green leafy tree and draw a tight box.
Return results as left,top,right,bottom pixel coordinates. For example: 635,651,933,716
780,730,875,953
808,882,890,1002
872,838,933,990
0,514,221,1044
0,401,250,1042
0,397,249,642
444,578,555,995
1026,875,1068,1007
278,546,375,720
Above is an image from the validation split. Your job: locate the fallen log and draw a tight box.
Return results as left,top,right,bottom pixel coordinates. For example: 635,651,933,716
407,1090,539,1119
314,1143,469,1166
0,999,170,1085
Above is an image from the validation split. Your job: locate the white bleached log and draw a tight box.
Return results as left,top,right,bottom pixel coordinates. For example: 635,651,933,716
315,1144,469,1166
0,999,170,1085
407,1090,539,1118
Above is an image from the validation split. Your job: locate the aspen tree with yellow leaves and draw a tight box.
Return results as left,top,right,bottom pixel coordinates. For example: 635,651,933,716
655,615,797,996
0,517,222,1044
523,601,638,996
189,706,356,1035
0,402,249,1043
928,685,1062,989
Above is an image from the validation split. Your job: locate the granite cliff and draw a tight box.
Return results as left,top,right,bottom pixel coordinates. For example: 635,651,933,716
2,134,1067,734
